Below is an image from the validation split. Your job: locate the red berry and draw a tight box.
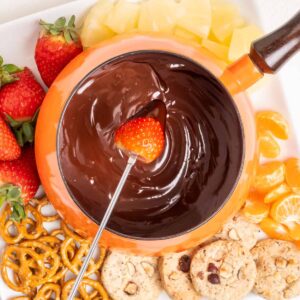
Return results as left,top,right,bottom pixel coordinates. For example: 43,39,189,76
0,146,40,204
35,16,83,87
115,117,165,163
0,116,21,160
0,67,45,121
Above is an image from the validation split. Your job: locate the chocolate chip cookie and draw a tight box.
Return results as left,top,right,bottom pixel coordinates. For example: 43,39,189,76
251,239,300,300
159,249,199,300
215,214,260,249
190,240,256,300
101,250,161,300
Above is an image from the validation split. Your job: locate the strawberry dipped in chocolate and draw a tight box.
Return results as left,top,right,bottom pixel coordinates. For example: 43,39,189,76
114,100,166,163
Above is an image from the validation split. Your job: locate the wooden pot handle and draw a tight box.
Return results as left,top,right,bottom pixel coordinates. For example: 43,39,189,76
250,11,300,73
220,11,300,94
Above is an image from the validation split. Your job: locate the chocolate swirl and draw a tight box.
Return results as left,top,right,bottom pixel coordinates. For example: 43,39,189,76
58,52,244,239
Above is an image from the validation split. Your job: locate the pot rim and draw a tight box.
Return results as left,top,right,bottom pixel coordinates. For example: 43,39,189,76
35,33,256,255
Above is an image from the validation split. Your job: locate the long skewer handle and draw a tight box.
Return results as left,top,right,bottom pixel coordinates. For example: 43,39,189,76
68,155,137,300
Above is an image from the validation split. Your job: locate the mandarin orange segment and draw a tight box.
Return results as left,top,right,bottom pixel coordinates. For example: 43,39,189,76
256,111,289,140
270,193,300,224
253,161,285,193
264,183,292,204
259,217,292,241
258,131,280,159
242,193,270,223
285,222,300,241
285,158,300,189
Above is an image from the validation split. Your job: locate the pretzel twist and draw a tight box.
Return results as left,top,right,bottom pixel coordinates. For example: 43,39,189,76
61,278,109,300
61,237,106,276
0,205,45,244
34,283,61,300
36,198,60,222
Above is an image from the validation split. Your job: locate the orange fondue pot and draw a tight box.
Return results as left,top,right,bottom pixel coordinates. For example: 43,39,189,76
35,12,300,255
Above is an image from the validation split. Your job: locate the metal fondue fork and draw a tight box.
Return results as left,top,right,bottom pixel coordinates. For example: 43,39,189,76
68,154,137,300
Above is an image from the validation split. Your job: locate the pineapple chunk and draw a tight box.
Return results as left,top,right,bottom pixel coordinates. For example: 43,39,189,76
211,1,244,44
174,26,202,44
80,0,115,48
228,25,263,61
138,0,180,34
176,0,211,40
202,39,229,61
104,0,141,34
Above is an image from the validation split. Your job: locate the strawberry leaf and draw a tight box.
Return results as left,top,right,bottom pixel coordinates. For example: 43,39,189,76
11,202,25,222
50,29,60,36
15,129,24,147
40,15,79,43
0,58,22,87
6,110,39,147
69,30,78,42
54,17,66,29
2,64,22,74
0,184,25,222
68,15,75,27
63,29,72,44
22,122,34,143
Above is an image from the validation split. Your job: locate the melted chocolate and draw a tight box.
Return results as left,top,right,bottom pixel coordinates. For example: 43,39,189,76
58,51,244,239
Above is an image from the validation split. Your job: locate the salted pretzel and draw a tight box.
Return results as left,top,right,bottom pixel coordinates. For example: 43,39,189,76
19,241,61,285
50,228,65,240
34,283,61,300
62,222,91,242
35,197,60,222
2,241,61,292
37,235,62,252
0,204,45,244
61,278,109,300
1,246,42,294
0,200,108,298
61,236,106,276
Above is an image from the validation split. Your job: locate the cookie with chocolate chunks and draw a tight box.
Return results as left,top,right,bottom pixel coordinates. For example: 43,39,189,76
159,249,199,300
190,240,256,300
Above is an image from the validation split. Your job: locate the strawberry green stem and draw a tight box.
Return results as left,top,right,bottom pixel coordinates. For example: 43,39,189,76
39,15,79,43
6,109,39,147
0,184,25,222
0,56,23,88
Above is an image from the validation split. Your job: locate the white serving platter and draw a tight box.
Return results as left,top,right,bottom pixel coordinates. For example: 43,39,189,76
0,0,300,299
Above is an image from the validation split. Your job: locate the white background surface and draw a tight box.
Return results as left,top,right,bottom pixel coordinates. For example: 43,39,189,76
0,0,300,299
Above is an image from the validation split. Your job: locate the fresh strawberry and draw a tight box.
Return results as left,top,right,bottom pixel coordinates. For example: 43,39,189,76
0,57,45,146
0,63,45,121
0,116,21,161
35,15,83,87
115,117,165,163
0,146,40,221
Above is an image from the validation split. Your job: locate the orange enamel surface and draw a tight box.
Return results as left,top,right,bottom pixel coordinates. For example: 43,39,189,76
35,34,257,255
220,54,263,95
